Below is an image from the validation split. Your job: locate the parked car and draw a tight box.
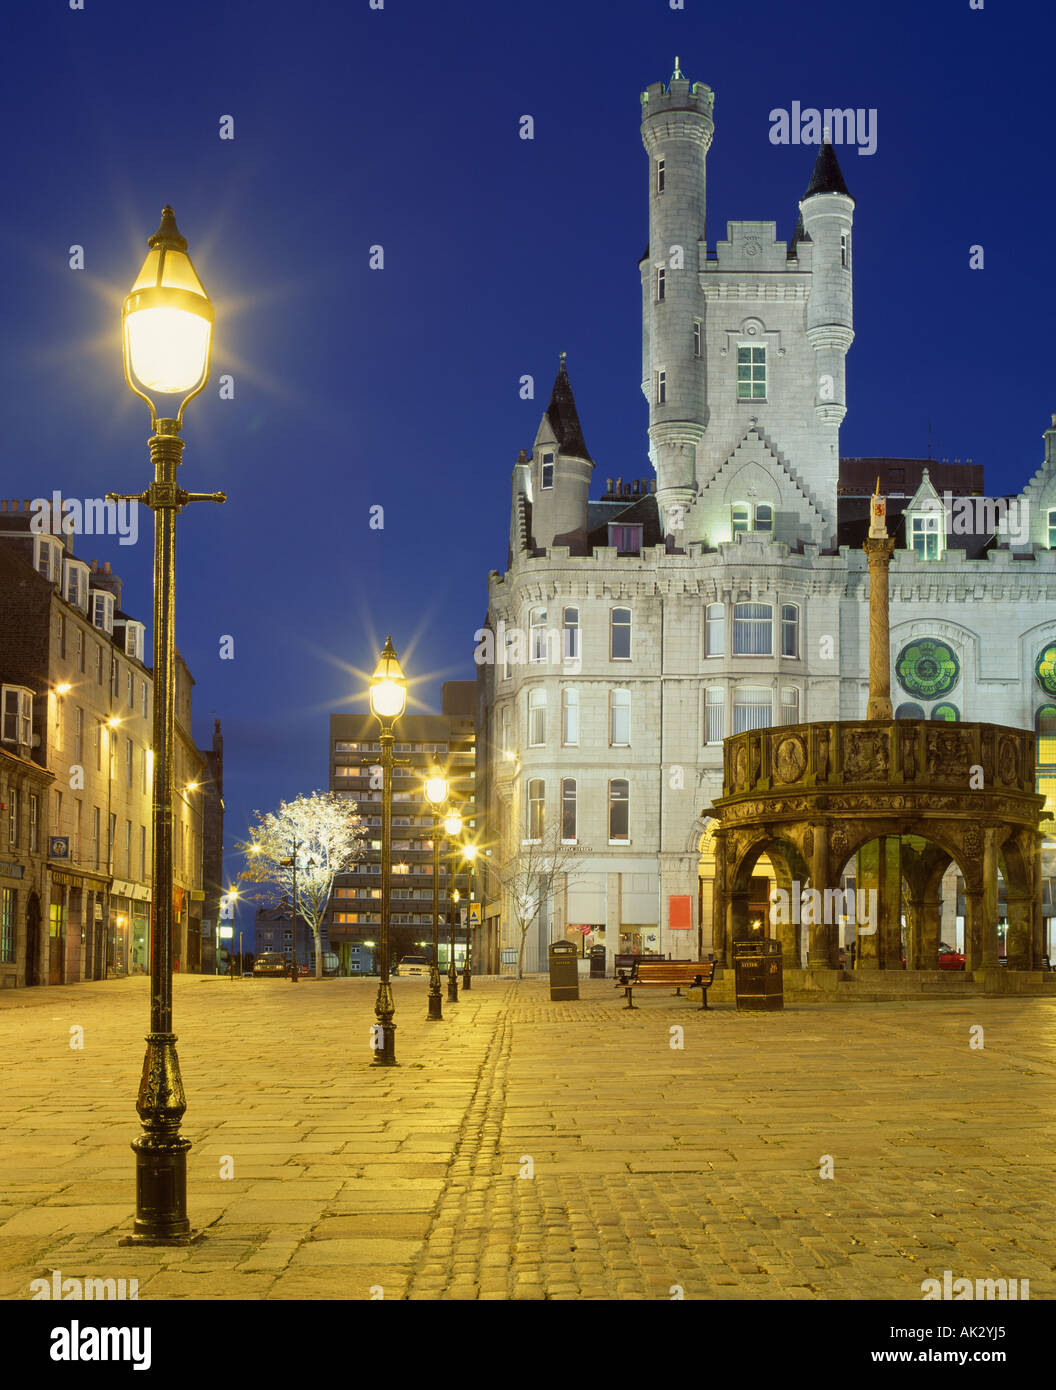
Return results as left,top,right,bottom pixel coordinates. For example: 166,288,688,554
253,951,289,977
938,944,966,971
395,955,430,979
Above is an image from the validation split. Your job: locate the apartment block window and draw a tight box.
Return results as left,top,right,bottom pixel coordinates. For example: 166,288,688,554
736,344,766,399
94,719,102,771
608,779,629,842
561,778,577,842
561,688,579,747
8,787,20,846
608,524,643,555
125,622,145,662
528,688,546,746
541,453,554,490
73,706,84,763
29,794,39,852
141,747,148,793
125,738,133,787
499,704,511,756
733,686,773,733
1,686,33,747
781,687,800,724
656,370,667,405
840,232,850,269
54,790,63,841
655,157,665,194
529,607,548,664
656,267,666,302
693,320,702,358
610,689,631,746
0,888,13,964
705,603,725,657
610,607,631,660
526,778,545,841
910,512,942,561
781,604,799,658
733,603,773,656
111,659,119,698
705,688,725,744
563,607,579,662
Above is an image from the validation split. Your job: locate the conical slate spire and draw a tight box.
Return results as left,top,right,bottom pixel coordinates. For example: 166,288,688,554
803,139,852,200
545,353,593,462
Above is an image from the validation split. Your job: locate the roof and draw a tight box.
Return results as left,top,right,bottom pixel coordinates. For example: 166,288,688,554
838,457,984,498
803,140,852,200
545,356,593,462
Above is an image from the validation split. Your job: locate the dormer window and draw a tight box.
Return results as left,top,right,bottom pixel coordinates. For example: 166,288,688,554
33,535,62,583
1,686,33,747
541,453,554,490
609,524,642,555
909,512,943,561
91,590,115,634
63,559,90,612
124,620,145,662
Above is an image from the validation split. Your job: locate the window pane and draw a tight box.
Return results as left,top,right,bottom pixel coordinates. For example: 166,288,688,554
611,608,631,659
562,779,577,840
733,687,772,733
733,603,773,655
609,780,629,840
705,603,725,657
705,689,724,744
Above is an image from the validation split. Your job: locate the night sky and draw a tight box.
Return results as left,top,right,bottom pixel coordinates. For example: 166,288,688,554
1,0,1052,929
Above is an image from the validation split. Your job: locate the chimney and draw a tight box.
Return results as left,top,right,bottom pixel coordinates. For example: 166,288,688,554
615,477,622,494
606,478,613,494
517,449,528,462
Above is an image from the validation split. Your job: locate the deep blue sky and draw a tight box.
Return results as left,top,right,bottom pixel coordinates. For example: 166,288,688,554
1,0,1053,922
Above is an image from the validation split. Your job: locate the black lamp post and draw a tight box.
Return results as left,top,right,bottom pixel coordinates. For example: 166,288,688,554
114,207,224,1246
368,637,407,1065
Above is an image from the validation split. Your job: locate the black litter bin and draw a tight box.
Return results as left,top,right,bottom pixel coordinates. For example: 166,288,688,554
733,938,784,1010
589,945,607,979
548,940,580,1001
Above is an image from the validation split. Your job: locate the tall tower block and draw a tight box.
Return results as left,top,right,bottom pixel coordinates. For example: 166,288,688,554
640,60,714,538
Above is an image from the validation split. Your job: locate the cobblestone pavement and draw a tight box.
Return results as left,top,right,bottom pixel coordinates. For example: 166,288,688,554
1,975,1053,1301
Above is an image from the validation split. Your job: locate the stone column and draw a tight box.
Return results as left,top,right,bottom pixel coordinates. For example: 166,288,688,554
980,830,1000,969
878,836,903,969
856,842,880,969
809,824,837,969
863,536,897,720
920,892,942,970
964,888,984,974
726,890,750,968
1004,895,1031,971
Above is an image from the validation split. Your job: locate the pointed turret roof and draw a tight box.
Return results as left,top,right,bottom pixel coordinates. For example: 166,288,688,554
545,353,593,462
803,138,852,200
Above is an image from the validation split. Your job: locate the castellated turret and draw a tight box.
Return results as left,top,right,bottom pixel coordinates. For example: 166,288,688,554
520,354,594,554
640,60,714,538
799,138,855,428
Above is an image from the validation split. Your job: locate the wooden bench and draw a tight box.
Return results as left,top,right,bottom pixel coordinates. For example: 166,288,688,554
616,960,716,1011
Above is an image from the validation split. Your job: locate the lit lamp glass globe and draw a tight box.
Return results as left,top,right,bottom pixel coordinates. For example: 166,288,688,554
368,637,407,724
424,761,448,807
443,811,463,838
122,207,213,423
462,844,478,863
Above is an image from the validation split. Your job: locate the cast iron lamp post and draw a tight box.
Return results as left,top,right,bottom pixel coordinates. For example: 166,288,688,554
368,637,407,1064
114,206,224,1245
461,843,477,990
422,757,448,1021
443,809,462,1001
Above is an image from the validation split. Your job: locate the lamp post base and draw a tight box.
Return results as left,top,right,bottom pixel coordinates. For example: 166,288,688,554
371,1023,398,1066
462,966,472,991
447,969,459,1003
427,965,443,1019
122,1137,199,1245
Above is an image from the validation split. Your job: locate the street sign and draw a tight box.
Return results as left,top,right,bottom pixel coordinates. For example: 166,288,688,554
49,836,69,859
468,902,482,925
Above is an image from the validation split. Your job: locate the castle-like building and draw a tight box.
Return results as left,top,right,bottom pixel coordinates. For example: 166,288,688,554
477,63,1056,971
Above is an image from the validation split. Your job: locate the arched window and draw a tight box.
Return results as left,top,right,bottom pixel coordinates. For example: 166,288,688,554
610,607,631,660
732,503,750,536
561,779,577,842
610,690,631,746
895,702,926,719
526,780,545,842
705,603,725,657
1036,705,1056,764
754,503,773,534
529,607,548,663
781,604,798,657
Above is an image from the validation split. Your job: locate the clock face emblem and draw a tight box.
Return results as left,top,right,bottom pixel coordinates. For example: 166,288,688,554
896,639,959,700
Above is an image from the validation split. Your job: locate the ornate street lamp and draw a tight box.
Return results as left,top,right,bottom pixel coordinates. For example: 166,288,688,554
422,756,449,1021
461,843,477,990
442,808,462,1002
115,206,223,1246
368,636,407,1064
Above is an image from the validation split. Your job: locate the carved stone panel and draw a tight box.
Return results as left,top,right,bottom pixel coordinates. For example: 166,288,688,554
774,735,807,784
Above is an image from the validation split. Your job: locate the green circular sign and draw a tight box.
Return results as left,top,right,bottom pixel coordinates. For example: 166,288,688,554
895,639,959,700
1035,645,1056,696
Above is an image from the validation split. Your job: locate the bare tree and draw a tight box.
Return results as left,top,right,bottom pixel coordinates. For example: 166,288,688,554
238,791,367,978
476,829,585,979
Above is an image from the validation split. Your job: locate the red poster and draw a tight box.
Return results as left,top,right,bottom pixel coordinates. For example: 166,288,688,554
668,895,692,930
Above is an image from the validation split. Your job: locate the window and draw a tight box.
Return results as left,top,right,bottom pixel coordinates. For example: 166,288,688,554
1037,706,1056,764
656,267,666,302
932,703,959,722
140,825,147,880
73,799,82,858
96,644,104,685
840,232,850,269
109,813,116,869
608,780,629,842
526,779,545,841
29,794,39,853
127,671,135,707
141,746,148,793
733,686,773,733
705,688,725,744
92,591,115,634
562,688,579,747
53,790,63,839
608,524,642,555
895,702,926,720
141,680,148,718
500,705,511,756
528,689,546,746
64,561,89,611
0,888,13,964
111,659,119,698
733,502,772,536
92,806,100,870
125,622,145,662
1049,510,1056,549
529,607,548,664
541,453,554,490
732,503,750,536
125,738,133,787
73,706,83,763
1,686,33,747
693,321,702,358
736,344,766,399
655,157,665,194
125,820,132,877
705,603,725,658
59,613,66,661
94,720,103,772
503,628,515,681
754,504,773,534
610,689,631,746
610,607,631,660
781,687,800,724
561,778,578,839
33,535,61,582
656,370,666,405
8,787,20,846
781,604,798,657
559,608,579,663
910,513,942,561
733,603,773,656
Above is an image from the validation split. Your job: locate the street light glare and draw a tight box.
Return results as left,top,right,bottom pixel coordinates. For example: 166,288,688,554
124,307,211,394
